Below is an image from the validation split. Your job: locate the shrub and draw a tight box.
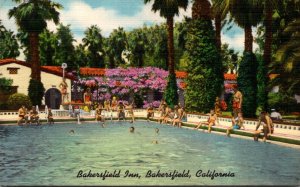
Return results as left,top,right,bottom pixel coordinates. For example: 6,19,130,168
268,92,297,114
28,79,45,106
0,77,13,93
185,18,223,113
256,54,268,111
164,73,178,109
237,52,258,117
7,93,32,110
0,102,8,110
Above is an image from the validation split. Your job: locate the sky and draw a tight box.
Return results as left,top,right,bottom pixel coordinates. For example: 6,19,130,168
0,0,258,61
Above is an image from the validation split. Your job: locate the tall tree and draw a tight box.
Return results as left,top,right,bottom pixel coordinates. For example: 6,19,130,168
0,20,20,59
82,25,105,68
185,0,223,113
128,28,147,67
105,27,127,68
225,0,263,117
270,18,300,95
150,24,168,70
55,24,76,70
211,0,233,51
74,44,89,68
9,0,62,81
144,0,188,108
39,29,57,66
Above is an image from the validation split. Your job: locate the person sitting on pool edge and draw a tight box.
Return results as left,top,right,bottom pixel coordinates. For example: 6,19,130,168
171,105,179,126
95,103,105,127
125,102,135,123
117,102,126,121
104,98,111,111
47,108,54,125
254,111,273,142
111,96,118,111
173,106,186,128
226,112,245,136
162,106,172,124
147,104,155,122
29,106,40,125
158,103,167,124
17,105,28,125
194,109,219,133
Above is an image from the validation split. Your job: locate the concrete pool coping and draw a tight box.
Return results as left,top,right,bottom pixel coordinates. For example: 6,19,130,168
1,116,300,149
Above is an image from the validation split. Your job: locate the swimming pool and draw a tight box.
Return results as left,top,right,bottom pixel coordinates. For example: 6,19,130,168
1,121,300,185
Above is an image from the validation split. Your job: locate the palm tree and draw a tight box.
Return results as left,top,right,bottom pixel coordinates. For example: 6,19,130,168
145,0,188,73
0,20,20,59
82,25,105,68
211,0,233,51
192,0,211,20
270,18,300,95
226,0,263,53
144,0,188,107
263,0,274,68
105,27,128,68
9,0,62,81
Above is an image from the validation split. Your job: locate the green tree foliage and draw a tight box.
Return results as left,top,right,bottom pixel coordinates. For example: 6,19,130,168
256,54,268,112
164,73,178,108
128,28,147,67
268,92,298,114
7,93,32,110
82,25,105,68
55,24,76,70
144,0,188,107
237,52,258,117
105,27,127,68
0,20,20,59
74,44,89,68
270,18,300,95
16,29,29,60
28,79,45,106
39,29,57,66
9,0,62,81
185,19,223,113
144,24,168,70
221,43,239,73
0,77,13,93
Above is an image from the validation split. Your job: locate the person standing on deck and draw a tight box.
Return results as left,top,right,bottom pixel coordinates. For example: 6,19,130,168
232,86,243,118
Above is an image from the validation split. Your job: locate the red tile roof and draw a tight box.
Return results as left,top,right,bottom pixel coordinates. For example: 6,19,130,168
0,58,76,80
224,73,237,80
80,67,106,76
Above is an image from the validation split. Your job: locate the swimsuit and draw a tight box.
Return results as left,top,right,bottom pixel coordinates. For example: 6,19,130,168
85,95,91,102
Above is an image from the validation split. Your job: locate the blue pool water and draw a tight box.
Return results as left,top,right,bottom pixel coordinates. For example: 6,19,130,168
0,121,300,185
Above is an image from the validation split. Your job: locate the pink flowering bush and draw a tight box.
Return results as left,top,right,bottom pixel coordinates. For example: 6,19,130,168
75,67,183,106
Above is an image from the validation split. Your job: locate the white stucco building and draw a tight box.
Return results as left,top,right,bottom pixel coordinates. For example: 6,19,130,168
0,59,75,109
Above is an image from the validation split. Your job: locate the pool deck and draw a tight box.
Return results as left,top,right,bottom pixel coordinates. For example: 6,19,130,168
1,111,300,147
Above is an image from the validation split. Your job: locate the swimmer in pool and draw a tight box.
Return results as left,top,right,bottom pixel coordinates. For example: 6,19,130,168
69,129,75,134
152,140,158,144
155,128,159,134
129,126,135,133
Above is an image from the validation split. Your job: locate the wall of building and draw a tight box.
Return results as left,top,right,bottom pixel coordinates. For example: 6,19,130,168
0,63,31,95
0,63,72,104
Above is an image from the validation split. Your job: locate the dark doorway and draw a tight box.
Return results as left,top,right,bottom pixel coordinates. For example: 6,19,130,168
45,88,62,109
